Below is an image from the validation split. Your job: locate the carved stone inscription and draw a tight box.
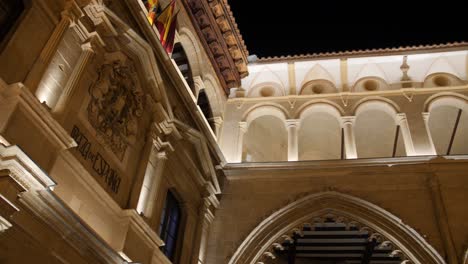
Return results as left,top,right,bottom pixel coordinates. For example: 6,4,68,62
87,59,143,160
71,125,121,193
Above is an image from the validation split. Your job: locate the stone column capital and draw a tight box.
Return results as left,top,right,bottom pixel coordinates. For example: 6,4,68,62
239,121,248,132
209,116,224,125
395,113,408,125
422,112,431,122
341,116,356,126
285,119,300,128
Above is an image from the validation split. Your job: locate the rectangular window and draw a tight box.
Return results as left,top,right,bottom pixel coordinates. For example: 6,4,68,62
159,190,182,261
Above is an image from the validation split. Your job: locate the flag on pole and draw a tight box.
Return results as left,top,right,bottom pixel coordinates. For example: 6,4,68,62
163,11,178,54
155,0,176,46
143,0,159,25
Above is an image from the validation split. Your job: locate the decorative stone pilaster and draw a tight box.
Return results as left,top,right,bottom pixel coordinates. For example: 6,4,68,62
395,113,416,156
192,198,215,264
341,116,357,159
136,128,174,218
53,41,95,119
27,1,83,92
286,119,300,161
234,122,248,163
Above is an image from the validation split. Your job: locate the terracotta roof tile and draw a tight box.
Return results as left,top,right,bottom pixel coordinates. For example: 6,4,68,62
255,42,468,63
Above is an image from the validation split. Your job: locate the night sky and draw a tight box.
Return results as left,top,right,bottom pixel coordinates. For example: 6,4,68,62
228,1,468,58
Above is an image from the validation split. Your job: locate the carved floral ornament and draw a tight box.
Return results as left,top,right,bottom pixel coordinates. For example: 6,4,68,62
87,53,144,160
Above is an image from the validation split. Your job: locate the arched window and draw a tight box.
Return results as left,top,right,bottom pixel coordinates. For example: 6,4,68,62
159,190,182,261
242,115,288,162
197,90,213,121
0,0,25,44
429,104,468,155
355,108,405,158
172,42,194,92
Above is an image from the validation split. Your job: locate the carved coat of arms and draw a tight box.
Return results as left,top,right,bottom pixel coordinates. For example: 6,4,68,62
87,59,144,160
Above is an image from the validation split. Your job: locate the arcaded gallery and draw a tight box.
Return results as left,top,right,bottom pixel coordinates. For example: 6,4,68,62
0,0,467,263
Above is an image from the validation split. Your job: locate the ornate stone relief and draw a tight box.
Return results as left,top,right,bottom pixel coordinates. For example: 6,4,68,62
87,53,144,160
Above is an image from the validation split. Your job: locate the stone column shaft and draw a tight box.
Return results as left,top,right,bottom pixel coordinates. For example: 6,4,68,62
406,111,437,155
341,116,357,159
235,122,248,163
286,119,300,161
395,113,416,156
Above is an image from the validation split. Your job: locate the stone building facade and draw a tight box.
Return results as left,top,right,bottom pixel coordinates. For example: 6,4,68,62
0,0,467,264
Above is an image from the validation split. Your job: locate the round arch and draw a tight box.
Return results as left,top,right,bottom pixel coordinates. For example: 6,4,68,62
177,27,203,77
424,93,468,113
202,74,224,117
296,101,344,123
242,104,290,129
228,192,444,264
353,97,400,119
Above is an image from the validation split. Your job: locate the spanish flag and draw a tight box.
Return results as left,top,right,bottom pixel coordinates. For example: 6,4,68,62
155,0,176,47
143,0,159,25
163,12,178,54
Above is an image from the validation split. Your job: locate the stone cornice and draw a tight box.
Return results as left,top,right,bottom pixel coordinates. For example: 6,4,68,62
223,155,468,179
183,0,249,93
256,42,468,63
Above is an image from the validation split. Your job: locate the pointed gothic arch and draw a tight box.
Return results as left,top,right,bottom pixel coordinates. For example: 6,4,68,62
228,192,444,264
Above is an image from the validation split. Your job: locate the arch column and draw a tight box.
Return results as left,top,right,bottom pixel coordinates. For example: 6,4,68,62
286,119,300,161
234,122,248,163
405,111,437,156
395,113,416,156
341,116,357,159
422,112,437,154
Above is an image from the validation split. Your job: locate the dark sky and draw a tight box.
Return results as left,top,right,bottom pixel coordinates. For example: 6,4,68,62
228,1,468,58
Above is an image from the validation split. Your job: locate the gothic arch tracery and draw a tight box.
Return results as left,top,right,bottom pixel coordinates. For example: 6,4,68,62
228,192,444,264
